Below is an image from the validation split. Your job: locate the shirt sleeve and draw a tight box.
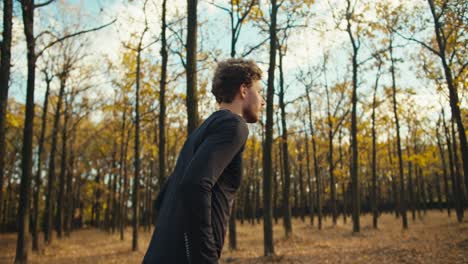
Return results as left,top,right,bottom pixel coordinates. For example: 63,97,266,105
153,176,170,212
178,116,249,264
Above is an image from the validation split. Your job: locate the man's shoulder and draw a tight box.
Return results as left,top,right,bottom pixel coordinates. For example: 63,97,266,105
209,110,249,138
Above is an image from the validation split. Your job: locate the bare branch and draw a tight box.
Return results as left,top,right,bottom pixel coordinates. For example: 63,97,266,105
34,0,56,8
36,19,116,59
396,31,440,56
209,1,230,13
35,30,58,42
241,37,269,57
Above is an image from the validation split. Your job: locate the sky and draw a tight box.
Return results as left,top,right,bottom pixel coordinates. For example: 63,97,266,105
3,0,463,137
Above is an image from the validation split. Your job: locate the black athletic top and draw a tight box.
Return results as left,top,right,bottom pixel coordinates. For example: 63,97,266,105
143,109,249,264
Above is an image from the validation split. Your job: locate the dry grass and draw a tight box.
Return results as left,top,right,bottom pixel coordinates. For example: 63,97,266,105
0,210,467,263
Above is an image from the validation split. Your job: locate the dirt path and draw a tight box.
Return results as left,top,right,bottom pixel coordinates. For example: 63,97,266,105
1,210,467,263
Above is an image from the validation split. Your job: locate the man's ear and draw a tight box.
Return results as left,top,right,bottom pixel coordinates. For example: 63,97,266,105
240,84,248,99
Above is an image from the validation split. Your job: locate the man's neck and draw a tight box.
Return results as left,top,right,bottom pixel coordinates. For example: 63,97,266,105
219,102,242,117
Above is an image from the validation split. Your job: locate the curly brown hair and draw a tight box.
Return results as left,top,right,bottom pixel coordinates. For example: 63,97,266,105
211,58,262,104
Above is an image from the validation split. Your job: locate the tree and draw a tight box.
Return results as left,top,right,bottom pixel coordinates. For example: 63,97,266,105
321,54,349,226
370,55,382,229
132,7,148,252
0,0,13,223
345,0,361,233
441,108,464,222
31,68,53,250
297,66,322,229
262,0,278,256
277,24,293,239
186,0,199,134
158,0,168,221
376,1,408,229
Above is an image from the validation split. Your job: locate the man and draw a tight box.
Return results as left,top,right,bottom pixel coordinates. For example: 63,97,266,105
143,58,265,264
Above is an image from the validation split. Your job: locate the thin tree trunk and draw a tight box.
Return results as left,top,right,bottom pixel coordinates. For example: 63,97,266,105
16,1,35,262
45,68,67,244
346,0,360,233
305,88,321,230
0,0,13,224
32,71,52,250
158,0,168,219
186,0,199,134
371,59,381,229
325,82,337,226
406,137,416,221
451,118,464,220
133,43,143,252
442,111,463,222
262,0,277,255
389,43,408,229
119,104,128,240
436,121,451,216
56,96,70,238
303,122,314,226
64,127,76,236
278,44,292,237
435,173,442,211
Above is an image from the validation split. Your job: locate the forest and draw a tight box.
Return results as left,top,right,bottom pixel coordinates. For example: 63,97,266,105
0,0,466,263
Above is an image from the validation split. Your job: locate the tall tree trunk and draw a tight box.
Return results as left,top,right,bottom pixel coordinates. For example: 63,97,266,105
186,0,199,134
44,69,67,244
278,44,292,237
273,147,279,225
119,104,128,240
324,73,337,226
338,127,346,224
64,127,76,236
94,169,102,228
111,138,118,233
16,1,35,262
133,43,143,251
389,44,408,229
342,182,347,224
346,0,360,233
158,0,168,217
56,96,70,238
436,121,451,216
442,111,463,222
406,137,416,221
262,0,277,255
32,71,52,251
303,122,314,226
371,60,381,229
298,152,305,222
451,118,464,220
0,0,13,224
418,167,427,215
435,173,442,211
387,142,399,218
304,78,321,230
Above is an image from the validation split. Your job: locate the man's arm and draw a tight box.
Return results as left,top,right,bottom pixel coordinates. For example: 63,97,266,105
153,176,170,212
179,116,249,264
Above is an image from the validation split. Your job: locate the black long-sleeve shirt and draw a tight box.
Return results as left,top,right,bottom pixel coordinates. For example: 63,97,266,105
143,109,249,264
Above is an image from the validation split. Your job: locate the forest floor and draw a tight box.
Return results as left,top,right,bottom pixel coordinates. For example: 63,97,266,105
0,210,467,263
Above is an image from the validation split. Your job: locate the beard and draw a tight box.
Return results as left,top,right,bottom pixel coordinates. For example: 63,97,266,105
242,106,258,123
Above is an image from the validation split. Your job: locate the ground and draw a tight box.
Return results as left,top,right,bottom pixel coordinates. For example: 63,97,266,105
0,210,467,263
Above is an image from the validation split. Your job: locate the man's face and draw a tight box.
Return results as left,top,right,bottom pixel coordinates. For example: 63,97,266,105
241,80,266,123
